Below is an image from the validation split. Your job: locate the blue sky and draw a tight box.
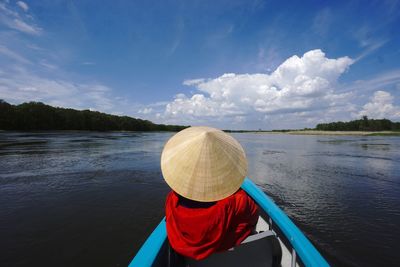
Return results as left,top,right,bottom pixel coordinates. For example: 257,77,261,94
0,0,399,129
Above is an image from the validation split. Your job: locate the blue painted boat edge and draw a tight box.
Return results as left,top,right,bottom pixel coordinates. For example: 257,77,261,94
241,177,330,267
128,218,167,267
129,177,330,267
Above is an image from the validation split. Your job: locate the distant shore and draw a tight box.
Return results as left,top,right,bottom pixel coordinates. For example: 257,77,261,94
1,129,399,136
228,130,400,136
287,130,400,136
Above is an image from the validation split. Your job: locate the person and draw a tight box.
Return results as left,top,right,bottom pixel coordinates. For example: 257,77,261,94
161,126,259,260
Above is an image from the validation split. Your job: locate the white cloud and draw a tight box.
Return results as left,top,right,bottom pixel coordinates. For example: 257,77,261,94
183,78,205,86
166,17,184,57
138,107,153,114
16,1,28,12
26,43,44,51
0,3,147,120
339,69,400,94
160,49,354,128
354,38,388,62
352,21,391,62
0,2,18,17
0,66,116,112
0,2,42,35
255,46,281,72
165,93,243,118
0,44,31,64
39,60,58,70
10,18,41,35
359,91,400,119
81,61,95,65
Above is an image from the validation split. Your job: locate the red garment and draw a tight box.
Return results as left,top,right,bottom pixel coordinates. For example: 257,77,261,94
165,189,259,260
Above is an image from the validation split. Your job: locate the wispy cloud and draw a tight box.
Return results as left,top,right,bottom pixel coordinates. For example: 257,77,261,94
0,2,42,35
26,43,44,51
81,61,95,66
183,78,205,86
205,23,235,48
0,66,117,112
10,18,41,35
312,7,333,36
166,17,185,57
351,16,394,62
255,45,281,72
339,69,400,93
0,2,135,118
354,38,389,62
39,60,58,70
16,1,28,12
0,44,31,64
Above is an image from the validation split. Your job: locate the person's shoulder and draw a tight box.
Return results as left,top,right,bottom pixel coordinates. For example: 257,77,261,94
166,190,174,198
166,190,178,204
233,189,250,199
232,189,257,208
220,189,245,206
217,189,252,208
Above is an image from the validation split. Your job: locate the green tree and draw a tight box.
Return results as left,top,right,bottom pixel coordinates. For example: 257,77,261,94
0,100,188,131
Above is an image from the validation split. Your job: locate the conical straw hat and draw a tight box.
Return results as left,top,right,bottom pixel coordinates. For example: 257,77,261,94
161,126,247,202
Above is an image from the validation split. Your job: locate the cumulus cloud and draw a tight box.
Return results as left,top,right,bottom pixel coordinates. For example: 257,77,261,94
359,91,400,119
162,49,354,127
166,92,243,118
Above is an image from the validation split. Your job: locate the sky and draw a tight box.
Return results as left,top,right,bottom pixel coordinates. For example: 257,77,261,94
0,0,399,130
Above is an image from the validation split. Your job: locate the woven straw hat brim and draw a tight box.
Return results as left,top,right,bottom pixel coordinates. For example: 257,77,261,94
161,126,247,202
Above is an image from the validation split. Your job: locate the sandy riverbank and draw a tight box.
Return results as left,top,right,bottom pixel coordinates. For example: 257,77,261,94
286,130,400,136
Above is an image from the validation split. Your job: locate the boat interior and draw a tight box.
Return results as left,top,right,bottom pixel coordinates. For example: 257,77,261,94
152,210,302,267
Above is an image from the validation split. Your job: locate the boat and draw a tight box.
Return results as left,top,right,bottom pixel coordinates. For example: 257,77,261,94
128,178,330,267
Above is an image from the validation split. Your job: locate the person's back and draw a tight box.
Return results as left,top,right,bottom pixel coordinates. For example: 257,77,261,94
166,189,258,260
160,126,259,261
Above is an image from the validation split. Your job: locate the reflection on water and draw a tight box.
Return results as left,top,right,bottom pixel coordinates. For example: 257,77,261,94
239,134,400,266
0,132,399,266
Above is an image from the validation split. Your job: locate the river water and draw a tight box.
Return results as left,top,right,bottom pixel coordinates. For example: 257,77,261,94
0,132,399,266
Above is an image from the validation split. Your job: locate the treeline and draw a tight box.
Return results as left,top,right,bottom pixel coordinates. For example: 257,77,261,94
0,100,187,131
316,116,400,131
